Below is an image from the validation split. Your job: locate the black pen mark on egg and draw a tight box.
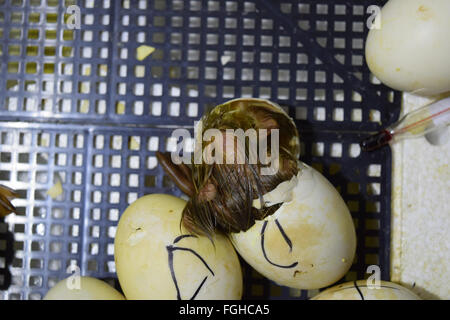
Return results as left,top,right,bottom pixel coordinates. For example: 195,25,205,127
274,219,293,252
260,220,298,269
167,235,215,300
354,281,365,300
173,234,197,244
338,283,402,293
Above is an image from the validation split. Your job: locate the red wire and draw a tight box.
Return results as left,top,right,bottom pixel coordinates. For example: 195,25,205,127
396,107,450,134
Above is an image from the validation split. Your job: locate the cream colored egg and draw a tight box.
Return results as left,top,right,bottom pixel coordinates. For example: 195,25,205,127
43,276,125,300
311,280,421,300
365,0,450,96
114,194,243,300
230,162,356,290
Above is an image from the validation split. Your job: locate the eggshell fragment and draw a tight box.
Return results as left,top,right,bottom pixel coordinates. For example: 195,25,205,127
221,55,232,66
47,180,63,199
136,45,155,61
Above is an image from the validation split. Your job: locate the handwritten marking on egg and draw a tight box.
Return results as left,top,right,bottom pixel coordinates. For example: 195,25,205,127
230,163,356,290
311,280,421,300
114,194,243,300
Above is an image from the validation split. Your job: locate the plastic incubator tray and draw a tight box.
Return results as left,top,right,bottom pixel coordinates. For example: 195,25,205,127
0,0,400,299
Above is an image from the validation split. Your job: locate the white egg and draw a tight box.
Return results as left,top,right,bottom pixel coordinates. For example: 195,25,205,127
230,162,356,290
114,194,243,300
365,0,450,96
43,276,125,300
311,280,421,300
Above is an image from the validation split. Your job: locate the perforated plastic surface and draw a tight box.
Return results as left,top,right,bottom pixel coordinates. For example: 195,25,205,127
0,0,399,300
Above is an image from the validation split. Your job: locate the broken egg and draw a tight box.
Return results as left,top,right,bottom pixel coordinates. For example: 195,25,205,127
159,98,356,290
194,99,356,289
230,161,356,290
114,194,243,300
311,280,421,300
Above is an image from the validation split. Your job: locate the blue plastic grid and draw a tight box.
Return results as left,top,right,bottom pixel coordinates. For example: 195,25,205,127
0,0,399,128
0,123,185,299
0,123,392,300
0,0,399,300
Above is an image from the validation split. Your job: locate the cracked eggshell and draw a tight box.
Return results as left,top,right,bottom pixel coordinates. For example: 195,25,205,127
114,194,243,300
194,98,300,160
365,0,450,96
311,280,421,300
43,277,125,300
230,162,356,290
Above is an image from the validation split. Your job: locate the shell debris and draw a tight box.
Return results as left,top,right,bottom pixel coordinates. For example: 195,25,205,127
137,45,156,61
220,55,232,66
47,180,63,199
